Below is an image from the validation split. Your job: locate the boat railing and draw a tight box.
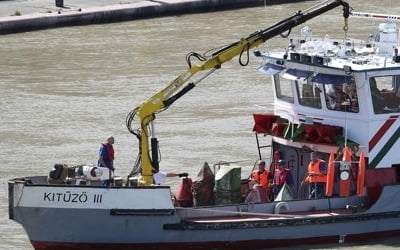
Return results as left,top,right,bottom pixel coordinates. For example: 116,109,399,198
351,12,400,22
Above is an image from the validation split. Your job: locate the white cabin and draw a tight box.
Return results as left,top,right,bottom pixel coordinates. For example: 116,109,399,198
255,14,400,199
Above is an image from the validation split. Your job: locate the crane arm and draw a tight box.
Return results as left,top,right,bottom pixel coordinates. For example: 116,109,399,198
127,0,351,186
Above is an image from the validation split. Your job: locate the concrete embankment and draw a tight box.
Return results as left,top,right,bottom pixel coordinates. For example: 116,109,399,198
0,0,311,35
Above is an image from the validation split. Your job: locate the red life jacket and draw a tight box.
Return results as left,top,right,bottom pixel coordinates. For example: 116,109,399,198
275,168,289,186
102,143,114,161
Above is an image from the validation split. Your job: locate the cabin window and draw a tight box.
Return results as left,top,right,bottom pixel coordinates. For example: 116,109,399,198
370,76,400,114
274,74,294,103
296,79,321,109
324,79,358,113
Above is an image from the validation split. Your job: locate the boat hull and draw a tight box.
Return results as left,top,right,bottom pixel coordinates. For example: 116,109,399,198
8,177,400,249
30,229,400,250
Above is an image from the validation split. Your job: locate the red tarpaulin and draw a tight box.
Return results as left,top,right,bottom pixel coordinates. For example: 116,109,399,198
271,122,288,137
303,124,342,143
252,114,279,134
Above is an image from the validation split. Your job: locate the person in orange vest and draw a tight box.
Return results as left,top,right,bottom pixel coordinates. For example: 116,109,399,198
273,159,294,199
250,160,272,202
252,160,271,187
305,151,327,199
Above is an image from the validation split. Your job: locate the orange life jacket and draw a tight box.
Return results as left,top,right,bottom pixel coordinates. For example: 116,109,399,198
305,159,327,183
252,170,270,187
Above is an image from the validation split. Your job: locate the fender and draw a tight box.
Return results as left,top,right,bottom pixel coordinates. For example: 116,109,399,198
274,201,290,214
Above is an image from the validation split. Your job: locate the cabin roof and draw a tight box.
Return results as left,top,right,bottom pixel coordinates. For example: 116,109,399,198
258,20,400,73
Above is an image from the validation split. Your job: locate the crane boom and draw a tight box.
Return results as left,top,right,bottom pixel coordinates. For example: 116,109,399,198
127,0,351,186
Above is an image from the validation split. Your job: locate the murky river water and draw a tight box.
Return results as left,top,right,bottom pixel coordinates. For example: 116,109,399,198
1,0,400,249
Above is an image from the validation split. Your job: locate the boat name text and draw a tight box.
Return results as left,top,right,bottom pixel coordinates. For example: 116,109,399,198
43,191,103,203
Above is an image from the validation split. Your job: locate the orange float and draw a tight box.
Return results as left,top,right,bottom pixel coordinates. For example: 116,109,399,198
325,152,335,197
357,152,366,196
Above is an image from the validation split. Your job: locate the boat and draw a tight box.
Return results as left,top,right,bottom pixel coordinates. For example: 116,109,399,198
8,0,400,249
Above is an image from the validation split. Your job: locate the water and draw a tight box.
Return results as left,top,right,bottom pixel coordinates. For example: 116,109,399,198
1,0,400,249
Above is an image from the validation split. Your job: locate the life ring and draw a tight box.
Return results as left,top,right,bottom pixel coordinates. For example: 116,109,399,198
274,201,290,214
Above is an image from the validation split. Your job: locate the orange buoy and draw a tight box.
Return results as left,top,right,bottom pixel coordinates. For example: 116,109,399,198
339,147,352,197
325,152,335,197
357,152,366,196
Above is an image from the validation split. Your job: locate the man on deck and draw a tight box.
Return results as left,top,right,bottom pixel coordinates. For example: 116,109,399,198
305,151,327,199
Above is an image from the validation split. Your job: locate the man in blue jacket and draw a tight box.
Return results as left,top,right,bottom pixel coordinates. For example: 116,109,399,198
98,136,115,186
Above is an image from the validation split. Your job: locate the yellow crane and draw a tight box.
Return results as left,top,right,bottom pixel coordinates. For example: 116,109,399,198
126,0,351,186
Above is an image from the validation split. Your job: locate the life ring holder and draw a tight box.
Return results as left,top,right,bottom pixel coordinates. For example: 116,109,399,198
274,201,290,214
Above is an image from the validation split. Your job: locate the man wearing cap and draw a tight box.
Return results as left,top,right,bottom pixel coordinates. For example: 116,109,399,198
273,159,294,199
